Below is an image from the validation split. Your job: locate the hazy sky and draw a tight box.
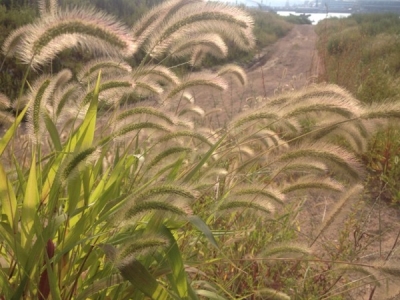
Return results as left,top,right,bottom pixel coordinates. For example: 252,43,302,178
217,0,303,8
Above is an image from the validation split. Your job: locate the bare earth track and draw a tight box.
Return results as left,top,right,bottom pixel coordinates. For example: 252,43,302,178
192,24,321,126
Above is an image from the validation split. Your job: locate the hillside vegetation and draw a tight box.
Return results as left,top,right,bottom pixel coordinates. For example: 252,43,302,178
316,13,400,206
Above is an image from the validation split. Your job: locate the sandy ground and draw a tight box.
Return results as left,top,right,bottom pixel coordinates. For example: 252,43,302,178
192,24,400,299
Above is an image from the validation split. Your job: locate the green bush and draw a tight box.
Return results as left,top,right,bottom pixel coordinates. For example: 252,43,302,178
326,27,362,55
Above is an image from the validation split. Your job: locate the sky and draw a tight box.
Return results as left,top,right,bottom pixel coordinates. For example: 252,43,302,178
217,0,304,8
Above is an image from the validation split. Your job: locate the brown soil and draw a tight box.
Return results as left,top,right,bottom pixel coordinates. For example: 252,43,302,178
191,24,321,127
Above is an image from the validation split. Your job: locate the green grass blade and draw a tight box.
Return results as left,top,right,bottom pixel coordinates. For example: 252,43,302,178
0,162,18,230
0,103,29,157
118,259,170,300
187,215,218,249
21,150,39,247
78,71,100,149
66,71,100,152
43,112,62,152
160,224,191,300
182,133,226,183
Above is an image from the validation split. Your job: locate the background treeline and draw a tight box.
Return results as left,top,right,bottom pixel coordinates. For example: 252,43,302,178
316,13,400,205
0,0,309,100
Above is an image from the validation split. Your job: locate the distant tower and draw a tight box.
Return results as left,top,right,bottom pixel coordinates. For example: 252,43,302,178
316,0,318,7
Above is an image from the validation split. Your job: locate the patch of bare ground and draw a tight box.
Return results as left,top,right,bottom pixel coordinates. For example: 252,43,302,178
190,24,321,127
191,24,400,299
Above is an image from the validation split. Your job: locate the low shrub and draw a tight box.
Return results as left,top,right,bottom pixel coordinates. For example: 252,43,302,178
364,125,400,205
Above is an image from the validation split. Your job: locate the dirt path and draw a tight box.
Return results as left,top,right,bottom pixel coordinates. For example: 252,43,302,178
191,24,321,127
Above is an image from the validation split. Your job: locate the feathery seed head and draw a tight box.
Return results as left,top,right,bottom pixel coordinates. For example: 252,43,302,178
53,83,82,118
0,111,15,126
254,288,290,300
262,243,312,257
132,0,191,48
79,78,134,107
279,143,365,181
156,130,213,146
1,24,32,57
114,122,171,141
218,199,274,215
281,177,344,194
0,93,11,110
77,58,132,82
117,235,169,263
165,71,227,100
361,101,400,120
62,146,100,180
134,78,164,96
169,33,228,62
116,107,175,126
26,76,53,142
231,111,280,129
132,65,180,86
124,200,191,222
234,186,285,205
146,146,192,171
217,64,247,86
145,1,254,57
131,185,198,203
178,105,205,118
17,8,136,68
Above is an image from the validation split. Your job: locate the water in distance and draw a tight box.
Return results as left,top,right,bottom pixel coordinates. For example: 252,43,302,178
277,11,351,25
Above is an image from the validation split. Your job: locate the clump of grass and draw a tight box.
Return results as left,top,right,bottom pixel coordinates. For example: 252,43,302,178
316,14,400,207
1,2,400,300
